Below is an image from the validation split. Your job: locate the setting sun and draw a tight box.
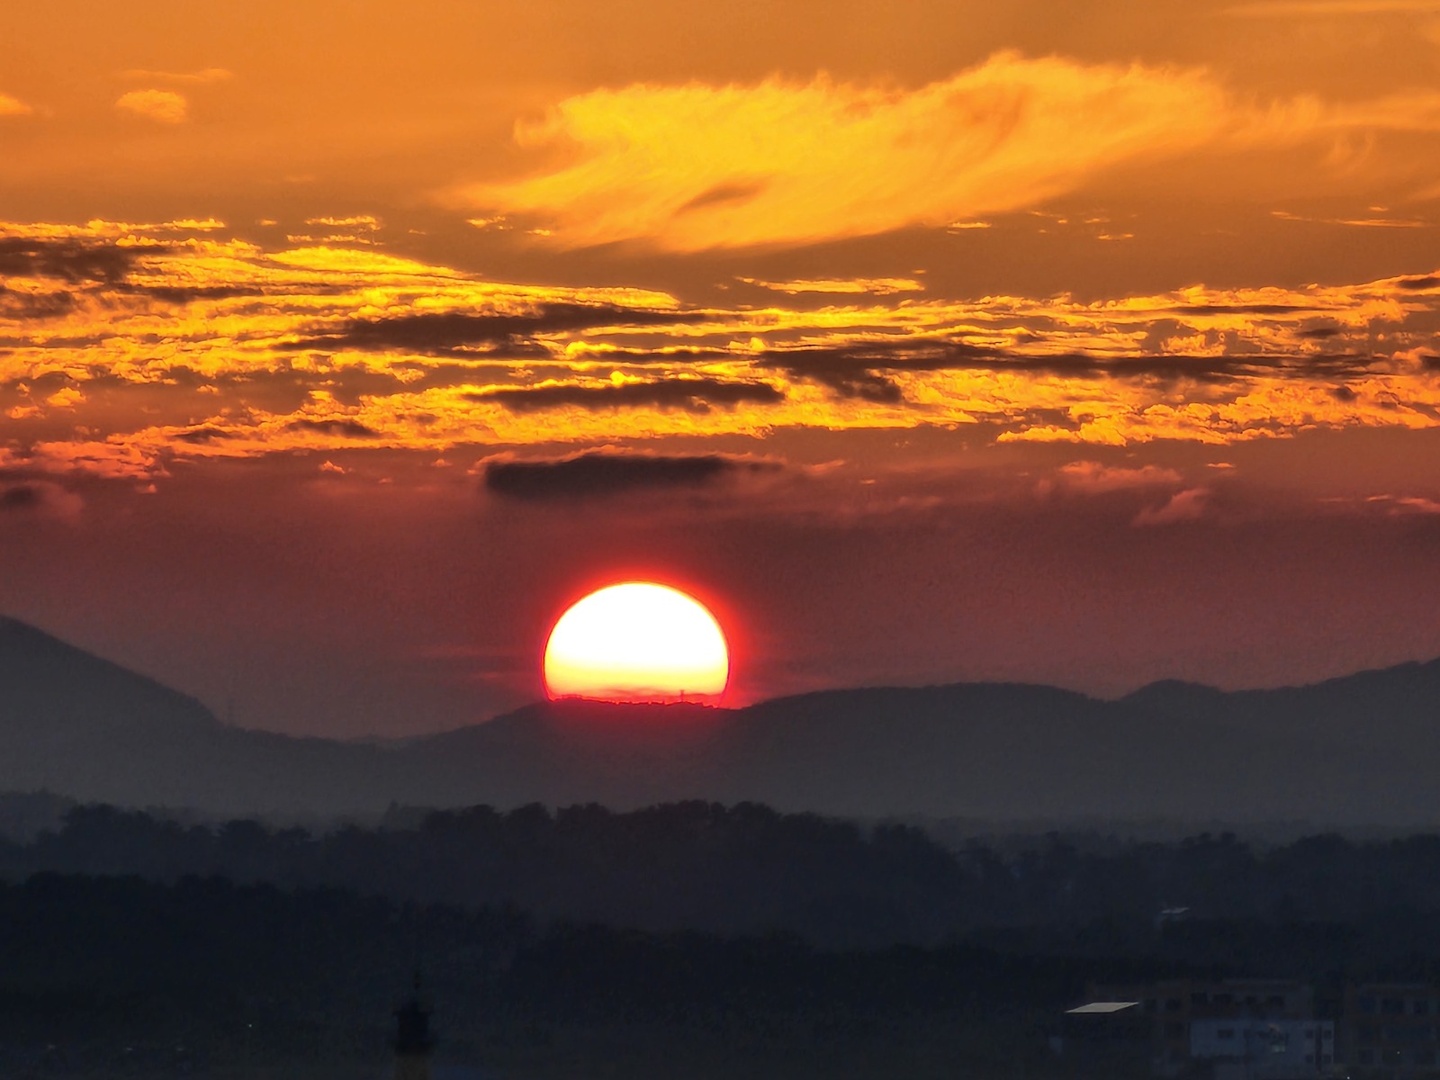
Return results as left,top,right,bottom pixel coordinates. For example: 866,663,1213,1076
543,583,730,703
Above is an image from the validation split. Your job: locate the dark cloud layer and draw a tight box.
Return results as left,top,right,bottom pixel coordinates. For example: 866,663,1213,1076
127,284,260,305
759,339,1385,401
0,237,152,283
284,304,708,356
286,418,379,438
0,485,43,511
676,180,768,215
0,481,78,518
471,378,783,413
1169,303,1320,315
484,450,780,501
174,426,240,444
0,285,76,320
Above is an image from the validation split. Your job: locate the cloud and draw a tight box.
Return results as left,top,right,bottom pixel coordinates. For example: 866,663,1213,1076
1226,0,1440,14
173,425,240,444
3,218,1437,473
546,344,732,367
1272,209,1429,229
483,450,781,501
457,46,1440,252
304,215,381,230
1168,302,1322,315
470,378,784,413
756,340,1379,404
125,284,260,304
1133,488,1211,526
1366,493,1440,515
1056,461,1184,493
0,285,76,320
0,93,33,117
115,90,188,124
0,485,43,511
739,277,926,296
286,418,380,439
462,53,1238,250
284,304,700,356
0,481,83,520
757,342,1003,401
120,68,233,84
46,386,82,409
0,236,151,282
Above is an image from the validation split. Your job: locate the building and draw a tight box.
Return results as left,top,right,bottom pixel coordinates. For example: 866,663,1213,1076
1189,1016,1334,1079
1059,977,1440,1079
1341,983,1440,1078
1071,979,1328,1079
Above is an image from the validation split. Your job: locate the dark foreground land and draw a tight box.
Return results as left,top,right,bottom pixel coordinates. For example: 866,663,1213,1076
5,801,1440,1078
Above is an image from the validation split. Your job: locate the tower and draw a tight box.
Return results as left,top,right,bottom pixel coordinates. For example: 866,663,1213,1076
393,973,433,1080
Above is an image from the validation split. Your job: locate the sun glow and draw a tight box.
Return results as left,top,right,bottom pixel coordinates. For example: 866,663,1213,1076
543,582,730,703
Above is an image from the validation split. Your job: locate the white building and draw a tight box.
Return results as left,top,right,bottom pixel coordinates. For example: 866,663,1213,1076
1190,1017,1335,1079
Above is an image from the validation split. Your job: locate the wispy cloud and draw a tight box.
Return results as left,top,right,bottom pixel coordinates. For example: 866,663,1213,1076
459,51,1440,251
304,215,381,230
461,53,1236,250
1055,461,1185,493
115,89,188,124
0,93,33,117
1273,209,1430,228
1366,493,1440,514
0,480,83,521
739,277,926,296
1132,488,1212,526
119,67,234,84
1226,0,1440,15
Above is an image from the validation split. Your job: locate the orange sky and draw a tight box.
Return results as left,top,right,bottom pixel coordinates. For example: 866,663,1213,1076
2,1,1439,735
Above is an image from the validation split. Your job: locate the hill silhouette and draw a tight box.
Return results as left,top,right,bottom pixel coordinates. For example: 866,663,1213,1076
2,615,1439,824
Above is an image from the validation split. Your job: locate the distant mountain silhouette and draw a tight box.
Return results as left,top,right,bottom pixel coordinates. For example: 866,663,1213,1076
0,616,383,812
3,615,1439,824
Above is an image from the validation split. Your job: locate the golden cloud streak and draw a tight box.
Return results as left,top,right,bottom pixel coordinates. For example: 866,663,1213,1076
462,53,1235,250
119,68,234,85
0,93,33,117
115,89,188,124
458,53,1440,251
3,219,1439,481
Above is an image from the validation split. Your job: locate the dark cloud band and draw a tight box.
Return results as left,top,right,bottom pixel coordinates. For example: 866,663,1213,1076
469,378,783,413
759,339,1386,400
0,237,154,283
283,304,710,356
484,450,780,500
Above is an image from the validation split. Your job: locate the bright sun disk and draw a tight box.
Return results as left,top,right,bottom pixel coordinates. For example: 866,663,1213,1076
543,582,729,703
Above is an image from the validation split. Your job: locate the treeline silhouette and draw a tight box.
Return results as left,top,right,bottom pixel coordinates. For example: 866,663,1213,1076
0,872,1179,1079
7,804,1440,1076
5,802,1440,948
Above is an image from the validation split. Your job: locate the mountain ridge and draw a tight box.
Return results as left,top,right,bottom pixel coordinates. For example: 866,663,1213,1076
3,615,1439,824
